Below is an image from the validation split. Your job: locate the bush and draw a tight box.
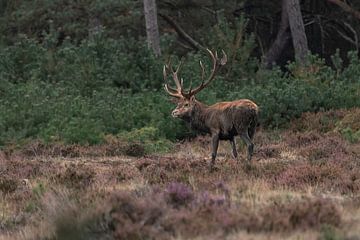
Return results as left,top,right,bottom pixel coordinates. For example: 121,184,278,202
319,225,344,240
276,162,344,189
335,108,360,143
1,17,360,147
107,185,342,239
0,0,143,44
165,182,194,208
260,198,341,231
119,127,173,154
339,127,360,143
0,178,18,195
53,164,95,189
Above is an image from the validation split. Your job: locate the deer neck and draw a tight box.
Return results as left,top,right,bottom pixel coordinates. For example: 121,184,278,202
189,100,210,133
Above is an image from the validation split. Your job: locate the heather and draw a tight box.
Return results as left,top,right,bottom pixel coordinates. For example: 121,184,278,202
1,110,360,239
1,1,360,239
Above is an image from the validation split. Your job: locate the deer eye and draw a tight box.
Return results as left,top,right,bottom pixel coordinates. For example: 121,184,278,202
184,103,189,107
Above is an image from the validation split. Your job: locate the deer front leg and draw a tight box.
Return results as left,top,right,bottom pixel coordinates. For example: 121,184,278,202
240,132,254,163
230,137,238,159
210,133,220,170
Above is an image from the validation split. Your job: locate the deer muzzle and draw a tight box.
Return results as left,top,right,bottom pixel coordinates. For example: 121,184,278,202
171,109,180,118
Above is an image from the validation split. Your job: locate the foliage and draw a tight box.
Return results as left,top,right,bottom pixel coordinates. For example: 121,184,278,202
119,127,173,154
100,186,342,239
0,0,142,44
0,32,185,146
235,54,360,127
319,225,344,240
0,178,17,195
1,31,360,145
204,13,258,81
334,108,360,143
0,2,360,146
3,122,360,238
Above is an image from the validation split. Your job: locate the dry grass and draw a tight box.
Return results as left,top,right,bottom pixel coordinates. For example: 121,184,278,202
1,109,360,240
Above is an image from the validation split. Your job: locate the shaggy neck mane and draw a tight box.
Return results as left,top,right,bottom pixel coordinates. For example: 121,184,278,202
188,100,211,134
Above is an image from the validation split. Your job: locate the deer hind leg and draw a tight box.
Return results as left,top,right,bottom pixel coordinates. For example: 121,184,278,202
230,137,238,159
239,131,254,162
248,119,257,140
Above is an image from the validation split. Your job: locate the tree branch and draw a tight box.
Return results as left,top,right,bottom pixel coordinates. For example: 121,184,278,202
159,13,207,51
327,0,360,20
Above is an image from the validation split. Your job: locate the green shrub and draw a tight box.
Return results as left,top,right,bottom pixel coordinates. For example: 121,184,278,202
1,15,360,147
25,181,47,213
335,108,360,143
227,56,360,127
119,127,173,154
0,31,187,146
0,0,142,44
338,127,360,144
319,225,344,240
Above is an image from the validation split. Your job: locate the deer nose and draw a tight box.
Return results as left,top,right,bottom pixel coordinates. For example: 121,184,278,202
172,109,179,117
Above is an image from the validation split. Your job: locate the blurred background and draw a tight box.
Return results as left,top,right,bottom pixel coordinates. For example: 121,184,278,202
0,0,360,150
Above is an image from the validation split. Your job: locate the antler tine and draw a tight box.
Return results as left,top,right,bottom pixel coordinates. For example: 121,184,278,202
163,59,186,99
170,59,184,90
189,48,227,96
199,60,206,82
163,64,178,92
175,59,184,74
164,51,227,99
220,50,227,65
164,84,183,98
187,78,193,94
163,65,167,81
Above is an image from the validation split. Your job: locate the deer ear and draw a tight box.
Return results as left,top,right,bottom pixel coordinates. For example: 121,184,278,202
190,95,196,102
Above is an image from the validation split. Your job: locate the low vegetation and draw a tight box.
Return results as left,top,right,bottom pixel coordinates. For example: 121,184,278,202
0,17,360,147
1,109,360,239
1,1,360,239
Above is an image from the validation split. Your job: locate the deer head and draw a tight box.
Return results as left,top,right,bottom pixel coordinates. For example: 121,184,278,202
164,49,227,119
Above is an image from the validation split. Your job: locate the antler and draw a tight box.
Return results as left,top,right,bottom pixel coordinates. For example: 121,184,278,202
188,49,227,96
163,59,187,98
163,49,227,99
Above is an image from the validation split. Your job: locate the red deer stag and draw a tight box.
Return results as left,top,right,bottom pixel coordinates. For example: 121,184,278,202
164,49,259,169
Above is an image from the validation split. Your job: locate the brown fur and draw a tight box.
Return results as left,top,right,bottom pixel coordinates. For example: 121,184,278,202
164,49,258,169
172,96,259,169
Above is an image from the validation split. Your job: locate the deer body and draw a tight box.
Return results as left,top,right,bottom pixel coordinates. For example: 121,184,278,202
164,49,258,169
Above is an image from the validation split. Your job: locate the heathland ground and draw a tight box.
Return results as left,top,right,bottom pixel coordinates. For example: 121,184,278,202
1,109,360,240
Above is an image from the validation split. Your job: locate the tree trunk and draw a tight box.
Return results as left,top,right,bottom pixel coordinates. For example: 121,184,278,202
143,0,161,56
263,0,291,68
286,0,309,65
